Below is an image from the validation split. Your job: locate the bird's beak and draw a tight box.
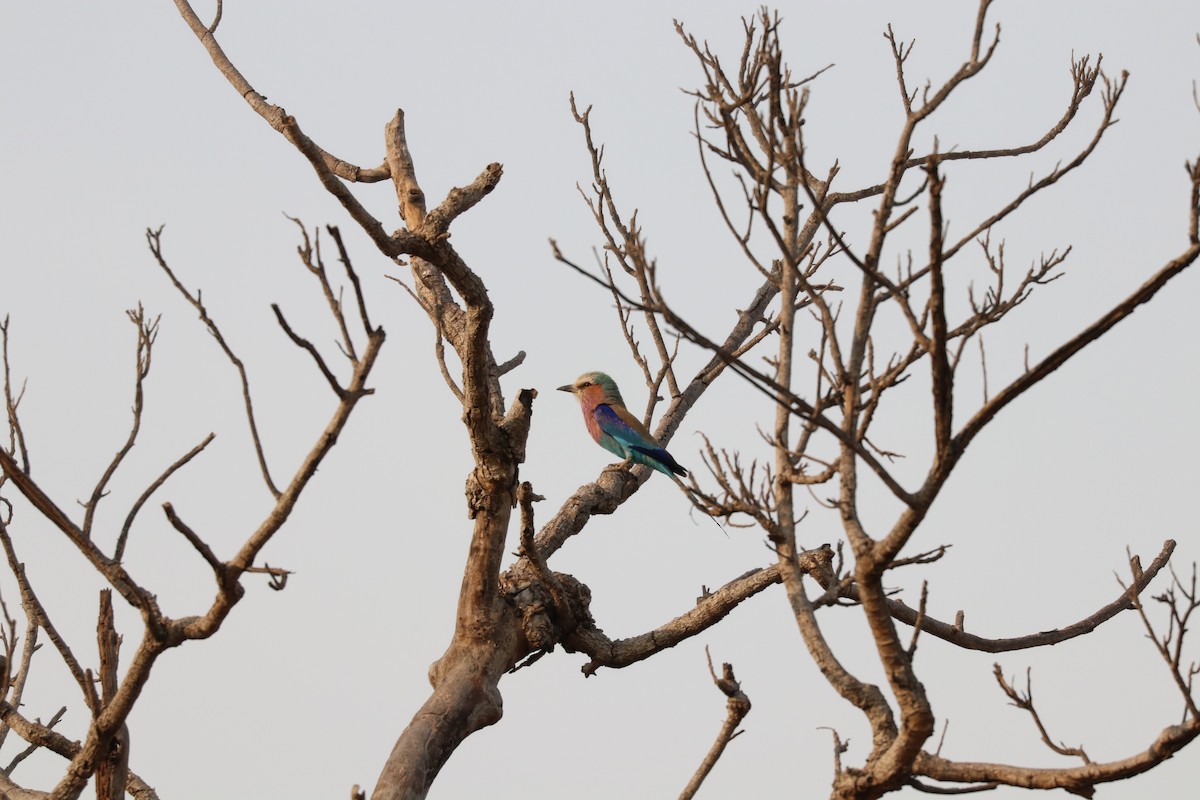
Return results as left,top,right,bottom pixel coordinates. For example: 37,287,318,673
556,384,574,393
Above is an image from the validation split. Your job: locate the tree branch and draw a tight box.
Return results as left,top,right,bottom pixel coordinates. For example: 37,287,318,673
678,651,751,800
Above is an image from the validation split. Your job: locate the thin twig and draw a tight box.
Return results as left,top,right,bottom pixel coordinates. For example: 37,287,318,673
0,317,30,475
0,524,95,713
162,503,227,581
271,304,347,399
147,227,281,497
116,433,215,562
82,306,160,537
993,665,1091,763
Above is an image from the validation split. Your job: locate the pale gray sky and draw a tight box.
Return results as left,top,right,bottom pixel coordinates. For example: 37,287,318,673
1,1,1198,798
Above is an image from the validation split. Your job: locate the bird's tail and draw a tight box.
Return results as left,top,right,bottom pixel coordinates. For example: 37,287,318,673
667,473,727,537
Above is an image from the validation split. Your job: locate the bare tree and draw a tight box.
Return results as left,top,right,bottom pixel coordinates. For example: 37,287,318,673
555,3,1200,797
0,1,1195,799
0,218,383,800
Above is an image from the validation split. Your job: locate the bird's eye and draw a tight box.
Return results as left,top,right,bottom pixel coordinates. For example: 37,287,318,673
580,381,592,388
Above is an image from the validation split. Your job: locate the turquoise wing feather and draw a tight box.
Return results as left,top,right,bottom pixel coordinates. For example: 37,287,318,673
593,404,688,477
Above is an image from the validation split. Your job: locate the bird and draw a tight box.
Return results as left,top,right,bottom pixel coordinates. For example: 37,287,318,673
557,371,687,478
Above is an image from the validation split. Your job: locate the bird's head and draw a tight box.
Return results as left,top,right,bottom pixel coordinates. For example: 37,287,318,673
557,371,625,407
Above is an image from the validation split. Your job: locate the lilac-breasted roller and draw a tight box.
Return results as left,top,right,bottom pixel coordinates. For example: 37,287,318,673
557,371,687,478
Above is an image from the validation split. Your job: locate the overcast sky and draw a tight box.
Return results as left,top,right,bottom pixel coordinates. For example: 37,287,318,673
1,1,1198,798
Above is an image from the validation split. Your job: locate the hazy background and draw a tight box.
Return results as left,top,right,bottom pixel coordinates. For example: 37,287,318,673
0,1,1198,797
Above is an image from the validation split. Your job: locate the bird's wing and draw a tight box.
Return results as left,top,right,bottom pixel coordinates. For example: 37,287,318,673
593,403,657,450
593,404,687,476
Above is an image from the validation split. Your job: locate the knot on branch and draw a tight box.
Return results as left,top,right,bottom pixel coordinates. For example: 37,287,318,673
500,561,592,654
464,467,514,519
709,657,752,722
464,470,486,519
797,542,838,590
